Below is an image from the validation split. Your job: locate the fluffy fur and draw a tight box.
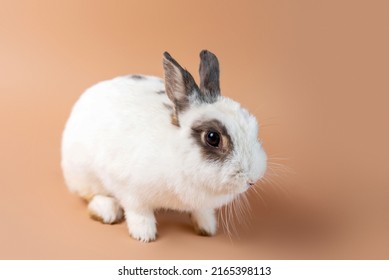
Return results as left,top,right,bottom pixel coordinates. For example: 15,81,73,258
61,51,267,242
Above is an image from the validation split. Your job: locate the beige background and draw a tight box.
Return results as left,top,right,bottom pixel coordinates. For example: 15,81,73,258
1,0,388,259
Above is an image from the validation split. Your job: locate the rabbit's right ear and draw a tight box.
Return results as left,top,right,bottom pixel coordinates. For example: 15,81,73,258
163,52,200,126
199,50,220,103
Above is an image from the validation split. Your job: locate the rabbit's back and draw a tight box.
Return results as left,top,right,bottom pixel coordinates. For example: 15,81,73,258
61,75,174,198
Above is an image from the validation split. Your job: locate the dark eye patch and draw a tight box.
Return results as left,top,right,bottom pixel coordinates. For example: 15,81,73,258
191,119,233,162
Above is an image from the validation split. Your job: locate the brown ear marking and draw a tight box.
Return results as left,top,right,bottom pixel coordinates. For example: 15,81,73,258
171,112,180,127
199,50,220,103
163,52,188,112
191,119,233,162
163,52,201,126
162,102,180,126
163,52,200,108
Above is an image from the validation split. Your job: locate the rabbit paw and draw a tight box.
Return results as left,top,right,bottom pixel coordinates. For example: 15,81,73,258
88,195,124,224
191,209,217,236
125,209,157,242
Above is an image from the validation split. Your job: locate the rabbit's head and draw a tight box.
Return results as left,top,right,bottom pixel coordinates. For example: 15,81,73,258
162,50,267,203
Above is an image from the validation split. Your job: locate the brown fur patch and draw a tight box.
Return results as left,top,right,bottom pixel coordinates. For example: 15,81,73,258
171,111,180,127
162,102,179,126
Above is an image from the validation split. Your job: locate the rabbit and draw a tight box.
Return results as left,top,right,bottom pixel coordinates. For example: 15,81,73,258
61,50,267,242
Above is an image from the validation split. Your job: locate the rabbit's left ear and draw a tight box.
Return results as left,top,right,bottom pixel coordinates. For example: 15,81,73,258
163,52,200,126
199,50,220,103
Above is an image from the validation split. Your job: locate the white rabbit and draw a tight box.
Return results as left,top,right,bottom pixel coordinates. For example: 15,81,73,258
61,50,267,242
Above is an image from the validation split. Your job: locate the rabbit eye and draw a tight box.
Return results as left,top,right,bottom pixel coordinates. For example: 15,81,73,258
206,130,221,148
191,119,233,162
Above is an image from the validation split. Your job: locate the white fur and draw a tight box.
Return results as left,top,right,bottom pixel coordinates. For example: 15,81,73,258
88,195,123,224
61,74,267,242
191,209,217,236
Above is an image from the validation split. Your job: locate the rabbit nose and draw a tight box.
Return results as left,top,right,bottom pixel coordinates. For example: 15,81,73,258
247,180,255,187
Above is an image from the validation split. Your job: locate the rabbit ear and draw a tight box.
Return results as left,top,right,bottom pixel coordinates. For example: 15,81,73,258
163,52,200,126
199,50,220,103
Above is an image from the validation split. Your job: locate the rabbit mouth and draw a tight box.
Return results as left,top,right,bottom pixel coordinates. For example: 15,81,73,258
223,182,251,196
